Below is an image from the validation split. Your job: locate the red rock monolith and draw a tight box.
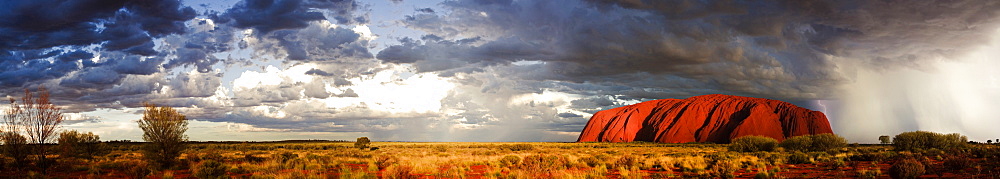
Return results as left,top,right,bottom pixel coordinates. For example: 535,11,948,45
577,94,833,143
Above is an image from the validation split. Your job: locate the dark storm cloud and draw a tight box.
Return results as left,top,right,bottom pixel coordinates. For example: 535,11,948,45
216,0,362,34
557,113,582,118
416,8,435,13
265,25,373,61
160,24,237,73
0,0,195,88
379,0,1000,101
305,68,336,76
0,0,195,53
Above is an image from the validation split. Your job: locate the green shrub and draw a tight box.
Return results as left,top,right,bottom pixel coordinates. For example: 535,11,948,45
355,137,371,149
788,152,813,164
779,134,847,152
779,135,812,152
810,134,848,151
729,136,778,152
194,160,228,179
892,131,967,151
888,158,925,179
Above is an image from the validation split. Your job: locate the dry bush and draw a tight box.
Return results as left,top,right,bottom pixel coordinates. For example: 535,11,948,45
384,164,416,179
710,159,739,179
520,154,569,175
677,156,709,172
787,152,813,164
123,160,152,179
614,154,641,169
374,155,398,169
499,155,521,167
501,144,535,151
856,169,881,179
942,155,972,171
889,158,925,179
617,166,646,179
194,160,228,179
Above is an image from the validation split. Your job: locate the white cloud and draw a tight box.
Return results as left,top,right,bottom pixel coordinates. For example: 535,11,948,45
232,65,284,89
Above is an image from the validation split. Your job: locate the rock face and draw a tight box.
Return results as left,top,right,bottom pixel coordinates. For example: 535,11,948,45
577,94,833,143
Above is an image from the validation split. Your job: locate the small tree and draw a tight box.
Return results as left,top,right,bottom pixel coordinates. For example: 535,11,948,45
355,137,371,149
880,135,891,144
988,140,993,144
137,102,188,169
58,130,107,159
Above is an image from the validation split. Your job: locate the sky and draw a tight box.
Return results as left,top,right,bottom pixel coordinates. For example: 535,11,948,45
2,0,1000,143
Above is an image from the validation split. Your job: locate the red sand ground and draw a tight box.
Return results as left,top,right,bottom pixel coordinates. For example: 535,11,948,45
9,157,995,178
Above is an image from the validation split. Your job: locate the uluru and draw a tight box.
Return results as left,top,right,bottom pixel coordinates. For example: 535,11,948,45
577,94,833,143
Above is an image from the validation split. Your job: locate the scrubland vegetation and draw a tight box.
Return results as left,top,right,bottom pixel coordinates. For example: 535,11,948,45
0,133,997,178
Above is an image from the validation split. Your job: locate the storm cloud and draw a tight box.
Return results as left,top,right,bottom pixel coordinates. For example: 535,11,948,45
378,0,1000,100
2,0,1000,142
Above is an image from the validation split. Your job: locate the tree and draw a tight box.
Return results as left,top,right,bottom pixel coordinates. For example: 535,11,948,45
58,130,107,159
879,135,891,144
137,102,188,169
3,86,64,167
355,137,371,149
988,140,993,144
